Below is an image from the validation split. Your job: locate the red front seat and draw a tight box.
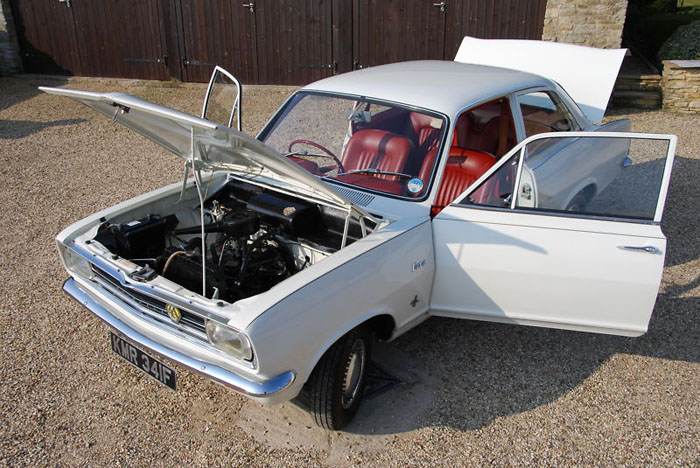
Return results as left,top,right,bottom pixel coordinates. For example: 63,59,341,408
431,147,496,216
405,112,441,150
341,129,413,178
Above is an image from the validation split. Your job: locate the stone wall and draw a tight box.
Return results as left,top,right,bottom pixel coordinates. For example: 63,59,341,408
0,0,21,75
543,0,628,49
662,60,700,114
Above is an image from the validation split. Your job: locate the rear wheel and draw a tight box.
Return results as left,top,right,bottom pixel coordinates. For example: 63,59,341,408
566,192,587,212
305,326,373,430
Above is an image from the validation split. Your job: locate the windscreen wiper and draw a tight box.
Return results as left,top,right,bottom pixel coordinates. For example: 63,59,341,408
336,168,412,179
285,150,332,159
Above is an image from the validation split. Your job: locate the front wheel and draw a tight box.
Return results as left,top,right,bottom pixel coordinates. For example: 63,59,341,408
305,326,373,430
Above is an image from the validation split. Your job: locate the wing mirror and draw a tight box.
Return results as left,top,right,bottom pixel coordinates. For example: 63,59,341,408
202,66,242,131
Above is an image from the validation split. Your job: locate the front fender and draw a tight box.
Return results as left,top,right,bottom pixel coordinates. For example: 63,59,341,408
245,218,434,396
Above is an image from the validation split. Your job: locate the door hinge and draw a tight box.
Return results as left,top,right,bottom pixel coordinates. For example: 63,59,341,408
353,60,365,70
58,0,71,8
299,60,338,72
242,2,255,12
123,56,168,65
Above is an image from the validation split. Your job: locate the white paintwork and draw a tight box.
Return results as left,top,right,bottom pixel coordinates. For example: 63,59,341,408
431,208,665,336
431,132,676,336
454,36,626,124
59,178,433,403
49,62,677,408
304,60,551,117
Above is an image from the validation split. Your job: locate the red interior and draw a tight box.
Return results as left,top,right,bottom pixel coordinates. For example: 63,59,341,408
431,147,496,216
405,112,440,150
452,99,516,158
335,129,414,194
333,173,405,194
287,155,321,175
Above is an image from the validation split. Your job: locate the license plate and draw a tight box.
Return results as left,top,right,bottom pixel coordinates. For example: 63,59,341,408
109,332,177,391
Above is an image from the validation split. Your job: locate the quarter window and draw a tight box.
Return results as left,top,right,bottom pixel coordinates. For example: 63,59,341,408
518,91,579,137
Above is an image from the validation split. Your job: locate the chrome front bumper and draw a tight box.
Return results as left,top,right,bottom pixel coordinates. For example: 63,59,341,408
63,278,295,399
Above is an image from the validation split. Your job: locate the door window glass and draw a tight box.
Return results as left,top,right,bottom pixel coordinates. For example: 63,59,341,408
452,97,517,158
461,154,519,208
203,68,241,129
515,136,671,220
518,91,579,137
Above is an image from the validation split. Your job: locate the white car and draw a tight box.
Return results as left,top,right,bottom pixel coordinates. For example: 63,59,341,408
47,38,677,430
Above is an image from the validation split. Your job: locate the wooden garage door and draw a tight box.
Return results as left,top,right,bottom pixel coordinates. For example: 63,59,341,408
255,0,335,85
10,0,170,79
353,0,548,69
10,0,82,75
72,0,170,80
10,0,547,83
177,0,259,83
443,0,548,59
178,0,335,84
352,0,446,69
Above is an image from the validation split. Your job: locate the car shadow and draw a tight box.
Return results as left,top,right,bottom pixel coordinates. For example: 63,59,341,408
344,155,699,436
344,290,698,435
660,156,699,267
0,75,68,113
0,118,86,139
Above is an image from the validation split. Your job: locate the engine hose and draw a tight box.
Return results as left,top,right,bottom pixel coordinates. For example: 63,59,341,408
161,250,188,275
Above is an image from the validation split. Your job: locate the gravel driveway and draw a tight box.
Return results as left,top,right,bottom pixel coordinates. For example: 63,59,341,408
0,75,698,467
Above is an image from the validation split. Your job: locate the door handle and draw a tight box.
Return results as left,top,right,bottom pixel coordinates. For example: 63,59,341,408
618,245,661,255
242,2,255,12
58,0,71,7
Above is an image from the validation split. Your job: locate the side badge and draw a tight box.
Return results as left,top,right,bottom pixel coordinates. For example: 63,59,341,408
411,259,426,272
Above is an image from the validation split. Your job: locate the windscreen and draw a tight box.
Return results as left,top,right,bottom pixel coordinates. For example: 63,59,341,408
261,93,447,198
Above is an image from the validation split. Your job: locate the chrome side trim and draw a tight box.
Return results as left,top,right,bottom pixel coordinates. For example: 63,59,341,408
63,278,295,398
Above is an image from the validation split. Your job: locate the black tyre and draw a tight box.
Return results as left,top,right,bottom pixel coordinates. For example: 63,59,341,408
305,326,373,430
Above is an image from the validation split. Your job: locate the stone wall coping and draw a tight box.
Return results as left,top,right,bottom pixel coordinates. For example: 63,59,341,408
665,60,700,69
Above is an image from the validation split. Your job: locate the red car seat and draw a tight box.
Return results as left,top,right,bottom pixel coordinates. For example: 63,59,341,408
431,147,496,216
341,129,413,178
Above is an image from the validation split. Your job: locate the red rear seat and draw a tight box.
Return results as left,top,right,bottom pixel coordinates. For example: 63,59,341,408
431,147,496,216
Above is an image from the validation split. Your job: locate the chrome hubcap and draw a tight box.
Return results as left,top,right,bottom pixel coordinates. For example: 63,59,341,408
341,339,366,409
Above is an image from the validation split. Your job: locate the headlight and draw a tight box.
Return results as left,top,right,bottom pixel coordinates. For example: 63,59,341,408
56,241,92,278
205,320,253,361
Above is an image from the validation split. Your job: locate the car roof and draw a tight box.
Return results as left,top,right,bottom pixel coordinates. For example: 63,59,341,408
302,60,553,117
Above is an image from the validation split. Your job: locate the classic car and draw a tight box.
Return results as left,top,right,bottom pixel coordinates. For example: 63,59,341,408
47,38,677,430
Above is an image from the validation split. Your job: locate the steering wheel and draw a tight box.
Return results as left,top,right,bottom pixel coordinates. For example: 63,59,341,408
288,139,345,173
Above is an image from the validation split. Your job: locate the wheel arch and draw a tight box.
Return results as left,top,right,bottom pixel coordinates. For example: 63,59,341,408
564,177,597,209
302,311,396,385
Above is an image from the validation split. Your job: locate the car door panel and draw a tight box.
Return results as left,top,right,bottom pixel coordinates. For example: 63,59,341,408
429,132,676,337
431,208,665,336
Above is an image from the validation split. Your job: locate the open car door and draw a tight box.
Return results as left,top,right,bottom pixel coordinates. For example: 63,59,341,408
430,131,677,337
202,66,242,131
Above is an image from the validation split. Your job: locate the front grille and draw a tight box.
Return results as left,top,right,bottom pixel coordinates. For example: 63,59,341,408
91,265,206,334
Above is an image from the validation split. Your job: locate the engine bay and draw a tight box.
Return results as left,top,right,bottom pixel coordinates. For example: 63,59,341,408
92,179,374,303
